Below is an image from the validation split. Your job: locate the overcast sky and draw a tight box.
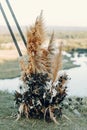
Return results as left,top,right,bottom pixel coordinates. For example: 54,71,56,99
0,0,87,27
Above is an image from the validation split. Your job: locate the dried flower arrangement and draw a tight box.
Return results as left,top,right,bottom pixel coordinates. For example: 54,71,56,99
14,11,70,124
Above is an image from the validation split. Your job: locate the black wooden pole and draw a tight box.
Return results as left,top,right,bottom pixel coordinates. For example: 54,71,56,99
0,3,22,56
6,0,27,47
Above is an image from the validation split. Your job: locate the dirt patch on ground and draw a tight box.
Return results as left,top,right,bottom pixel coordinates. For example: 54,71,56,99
0,50,19,62
0,41,27,62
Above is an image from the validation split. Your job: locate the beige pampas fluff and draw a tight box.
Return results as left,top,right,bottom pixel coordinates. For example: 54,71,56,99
19,11,63,83
52,42,63,82
26,10,46,74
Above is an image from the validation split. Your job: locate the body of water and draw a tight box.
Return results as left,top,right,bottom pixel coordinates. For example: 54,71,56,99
67,53,87,97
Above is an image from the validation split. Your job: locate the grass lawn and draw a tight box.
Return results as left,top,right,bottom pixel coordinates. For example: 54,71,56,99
0,91,87,130
0,59,21,79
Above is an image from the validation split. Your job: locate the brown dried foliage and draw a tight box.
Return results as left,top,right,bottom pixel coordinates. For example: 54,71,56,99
19,11,63,83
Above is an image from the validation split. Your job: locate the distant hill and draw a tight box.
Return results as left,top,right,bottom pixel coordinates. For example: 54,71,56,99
0,25,87,34
0,25,27,34
47,26,87,32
